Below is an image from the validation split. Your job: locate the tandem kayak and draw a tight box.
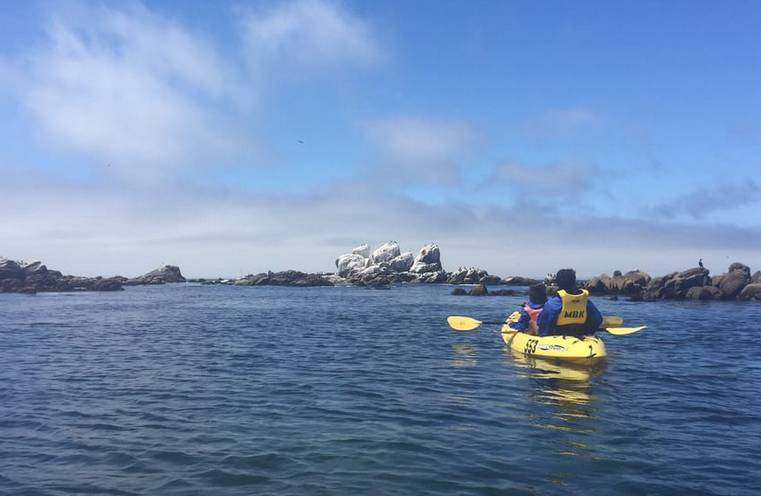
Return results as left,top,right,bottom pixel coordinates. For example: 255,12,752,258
501,312,607,362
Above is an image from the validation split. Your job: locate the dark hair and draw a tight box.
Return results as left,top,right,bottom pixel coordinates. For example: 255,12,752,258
555,268,577,291
528,283,547,304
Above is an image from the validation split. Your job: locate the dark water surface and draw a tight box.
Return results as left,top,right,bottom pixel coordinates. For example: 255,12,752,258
2,284,760,495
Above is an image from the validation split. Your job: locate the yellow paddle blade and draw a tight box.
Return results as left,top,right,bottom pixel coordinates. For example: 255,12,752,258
447,315,483,331
602,315,623,327
605,325,646,336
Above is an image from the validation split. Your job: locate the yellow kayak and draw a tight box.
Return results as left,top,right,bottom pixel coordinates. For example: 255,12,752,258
501,312,607,362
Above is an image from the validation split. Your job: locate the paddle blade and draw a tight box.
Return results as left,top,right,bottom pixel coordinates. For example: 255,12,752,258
447,316,483,331
602,315,623,327
605,325,646,336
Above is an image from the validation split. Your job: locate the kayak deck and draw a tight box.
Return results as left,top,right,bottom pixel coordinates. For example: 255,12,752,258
501,312,607,362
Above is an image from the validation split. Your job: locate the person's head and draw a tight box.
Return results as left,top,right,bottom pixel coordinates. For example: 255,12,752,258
555,268,577,291
528,283,547,305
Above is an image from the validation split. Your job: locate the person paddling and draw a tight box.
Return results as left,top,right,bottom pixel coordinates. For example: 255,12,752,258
510,283,547,335
536,268,602,337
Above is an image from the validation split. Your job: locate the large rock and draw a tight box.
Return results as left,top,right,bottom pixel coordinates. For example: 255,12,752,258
235,271,333,287
126,265,186,285
410,244,443,273
388,252,414,272
752,271,761,284
336,254,367,277
0,257,123,293
502,276,541,286
0,258,24,280
717,271,750,299
371,241,401,264
685,286,721,301
469,284,488,296
586,270,651,296
643,267,709,300
738,284,761,301
448,267,487,284
352,244,370,258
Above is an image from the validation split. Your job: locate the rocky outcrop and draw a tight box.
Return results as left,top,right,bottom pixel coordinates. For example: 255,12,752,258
752,271,761,284
447,267,501,285
234,271,333,287
0,257,123,294
333,242,447,285
738,284,761,301
685,286,722,301
711,263,751,299
586,270,651,296
125,265,186,285
501,276,541,286
643,267,710,300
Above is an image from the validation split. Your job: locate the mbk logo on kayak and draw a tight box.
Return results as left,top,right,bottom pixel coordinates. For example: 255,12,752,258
563,310,585,319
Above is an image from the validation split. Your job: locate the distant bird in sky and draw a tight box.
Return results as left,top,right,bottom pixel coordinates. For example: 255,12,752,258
698,258,704,268
297,140,304,144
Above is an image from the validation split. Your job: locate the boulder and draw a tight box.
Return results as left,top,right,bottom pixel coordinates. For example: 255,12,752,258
410,244,443,274
0,258,24,280
352,244,370,258
685,286,721,301
728,262,751,276
752,271,761,284
371,241,401,264
21,261,48,275
236,270,333,287
451,288,467,295
501,276,541,286
586,270,650,296
717,270,750,299
126,265,186,285
643,268,708,300
469,284,488,296
489,289,517,296
388,252,414,272
738,284,761,301
336,254,366,277
481,274,503,285
447,267,488,284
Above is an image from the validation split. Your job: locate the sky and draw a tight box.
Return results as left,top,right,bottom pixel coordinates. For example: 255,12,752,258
1,0,760,278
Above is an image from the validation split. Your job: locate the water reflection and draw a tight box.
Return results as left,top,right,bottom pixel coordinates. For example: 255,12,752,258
449,343,479,368
505,348,606,455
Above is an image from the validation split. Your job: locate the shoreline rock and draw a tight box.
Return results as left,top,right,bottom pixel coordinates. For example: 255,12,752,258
125,265,186,285
0,258,124,294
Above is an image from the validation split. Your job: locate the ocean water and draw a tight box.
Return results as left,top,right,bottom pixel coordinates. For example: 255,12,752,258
1,284,760,495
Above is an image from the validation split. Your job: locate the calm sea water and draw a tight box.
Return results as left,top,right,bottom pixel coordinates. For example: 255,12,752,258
1,284,760,495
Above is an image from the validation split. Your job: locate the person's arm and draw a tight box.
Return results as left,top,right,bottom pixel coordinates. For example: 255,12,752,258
536,298,560,336
586,300,603,331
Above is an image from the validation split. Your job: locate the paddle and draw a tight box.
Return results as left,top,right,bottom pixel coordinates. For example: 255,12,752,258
446,315,645,335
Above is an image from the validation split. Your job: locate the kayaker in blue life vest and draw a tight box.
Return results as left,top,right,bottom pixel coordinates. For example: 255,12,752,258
511,283,548,335
536,268,603,337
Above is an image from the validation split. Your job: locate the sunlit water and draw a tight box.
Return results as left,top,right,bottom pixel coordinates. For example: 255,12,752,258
2,284,760,495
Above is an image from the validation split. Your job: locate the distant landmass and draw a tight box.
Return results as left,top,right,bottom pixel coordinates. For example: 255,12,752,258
2,242,760,301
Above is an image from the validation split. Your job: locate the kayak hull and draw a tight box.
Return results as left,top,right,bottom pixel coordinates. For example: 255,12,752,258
501,312,607,362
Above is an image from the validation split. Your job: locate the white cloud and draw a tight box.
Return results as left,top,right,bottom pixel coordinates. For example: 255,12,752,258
241,0,381,70
366,116,479,183
491,160,599,196
8,4,253,180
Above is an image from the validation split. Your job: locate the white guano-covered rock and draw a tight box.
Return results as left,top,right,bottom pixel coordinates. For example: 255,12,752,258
335,254,367,277
352,244,370,258
410,243,443,273
371,241,401,264
388,252,414,272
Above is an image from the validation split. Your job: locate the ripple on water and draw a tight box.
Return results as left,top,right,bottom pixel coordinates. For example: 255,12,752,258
1,285,761,495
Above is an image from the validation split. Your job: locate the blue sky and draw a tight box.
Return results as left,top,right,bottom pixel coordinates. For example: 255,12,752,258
1,0,760,277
